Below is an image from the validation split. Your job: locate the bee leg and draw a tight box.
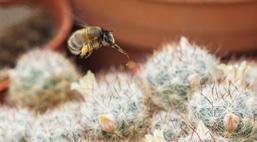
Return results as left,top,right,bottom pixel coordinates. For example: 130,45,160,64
111,44,138,69
80,44,93,59
111,44,130,60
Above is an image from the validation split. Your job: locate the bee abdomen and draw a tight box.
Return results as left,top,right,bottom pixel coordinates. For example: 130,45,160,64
67,30,84,55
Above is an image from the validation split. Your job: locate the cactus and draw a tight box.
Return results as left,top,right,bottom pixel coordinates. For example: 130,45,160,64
218,61,257,93
145,111,189,141
0,107,34,142
74,72,147,141
188,83,255,140
9,49,80,111
71,70,97,97
139,37,220,111
27,102,85,142
1,37,257,141
246,61,257,93
178,121,231,142
144,130,167,142
218,61,250,88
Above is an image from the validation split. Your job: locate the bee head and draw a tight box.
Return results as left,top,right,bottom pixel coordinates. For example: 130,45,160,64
101,29,115,46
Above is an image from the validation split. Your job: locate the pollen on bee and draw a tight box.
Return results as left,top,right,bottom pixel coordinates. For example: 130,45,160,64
80,45,89,57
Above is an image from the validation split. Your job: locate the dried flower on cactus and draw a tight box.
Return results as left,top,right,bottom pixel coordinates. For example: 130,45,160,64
9,49,80,111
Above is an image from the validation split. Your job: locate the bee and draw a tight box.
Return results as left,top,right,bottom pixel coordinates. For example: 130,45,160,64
67,26,135,67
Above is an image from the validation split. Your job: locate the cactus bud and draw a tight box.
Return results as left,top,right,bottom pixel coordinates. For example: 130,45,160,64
99,114,117,133
223,113,240,133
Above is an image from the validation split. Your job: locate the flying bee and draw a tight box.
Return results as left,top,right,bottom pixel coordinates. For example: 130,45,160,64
67,26,136,68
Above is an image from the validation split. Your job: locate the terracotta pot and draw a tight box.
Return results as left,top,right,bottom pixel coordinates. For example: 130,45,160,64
0,0,73,92
72,0,257,54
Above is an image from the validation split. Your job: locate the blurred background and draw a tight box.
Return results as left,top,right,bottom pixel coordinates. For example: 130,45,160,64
0,0,256,94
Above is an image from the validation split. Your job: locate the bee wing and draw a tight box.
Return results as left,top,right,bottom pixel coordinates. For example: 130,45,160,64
73,16,89,28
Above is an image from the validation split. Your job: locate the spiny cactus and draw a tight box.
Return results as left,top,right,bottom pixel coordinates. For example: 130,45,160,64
246,61,257,93
9,49,80,111
27,102,84,142
178,121,231,142
145,111,189,141
83,136,131,142
73,72,147,141
218,61,257,94
215,61,257,140
144,129,167,142
0,107,34,142
139,37,220,111
188,83,255,140
71,70,97,97
218,61,250,88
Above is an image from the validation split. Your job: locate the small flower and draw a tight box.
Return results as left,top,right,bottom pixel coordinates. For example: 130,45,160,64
99,114,117,133
223,113,240,133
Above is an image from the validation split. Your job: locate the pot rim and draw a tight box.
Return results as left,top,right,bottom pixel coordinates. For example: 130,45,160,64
0,0,73,50
0,0,73,92
0,80,9,92
45,0,73,50
141,0,257,5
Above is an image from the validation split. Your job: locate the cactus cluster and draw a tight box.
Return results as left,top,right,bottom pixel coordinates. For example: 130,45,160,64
144,111,189,141
74,72,147,141
9,49,80,111
0,37,256,142
188,83,255,140
0,107,34,142
27,102,85,142
139,37,220,111
178,121,231,142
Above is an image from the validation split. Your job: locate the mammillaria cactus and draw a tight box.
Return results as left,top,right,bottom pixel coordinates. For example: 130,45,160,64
218,61,257,93
246,61,257,93
0,107,34,142
139,37,220,111
144,129,167,142
27,102,84,142
188,83,255,140
73,72,147,141
1,37,257,141
218,61,250,88
71,70,97,97
9,49,80,111
145,111,189,141
178,121,230,142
